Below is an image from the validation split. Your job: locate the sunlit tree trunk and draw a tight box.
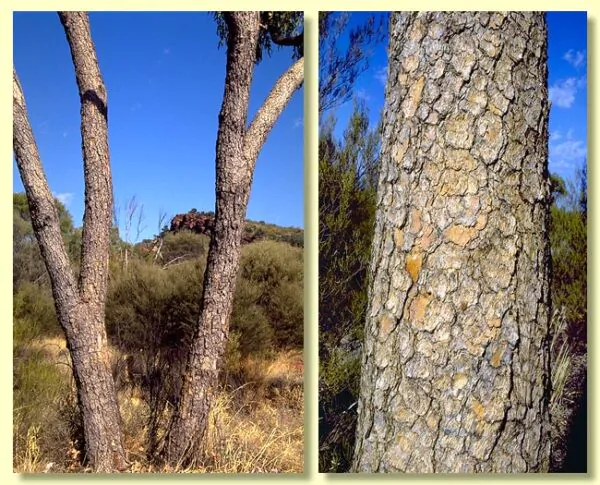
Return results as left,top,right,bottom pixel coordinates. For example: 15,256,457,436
353,12,551,473
164,12,304,466
13,12,127,472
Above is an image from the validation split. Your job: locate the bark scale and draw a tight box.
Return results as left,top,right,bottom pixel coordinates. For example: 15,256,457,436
163,12,304,466
353,12,551,473
13,12,126,472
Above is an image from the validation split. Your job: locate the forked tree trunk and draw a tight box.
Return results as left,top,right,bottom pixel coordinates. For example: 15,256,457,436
163,12,304,466
13,12,126,472
353,12,551,473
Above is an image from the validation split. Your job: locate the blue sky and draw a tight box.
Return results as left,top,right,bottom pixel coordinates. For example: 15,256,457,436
13,12,304,241
327,11,587,185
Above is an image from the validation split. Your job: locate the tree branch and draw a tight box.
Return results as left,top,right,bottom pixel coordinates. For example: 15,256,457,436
59,11,112,304
243,57,304,168
13,68,79,306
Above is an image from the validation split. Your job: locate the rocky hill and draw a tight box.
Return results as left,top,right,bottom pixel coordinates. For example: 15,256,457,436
168,210,303,247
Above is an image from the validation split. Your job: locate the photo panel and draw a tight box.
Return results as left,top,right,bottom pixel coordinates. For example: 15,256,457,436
318,11,587,473
13,10,304,474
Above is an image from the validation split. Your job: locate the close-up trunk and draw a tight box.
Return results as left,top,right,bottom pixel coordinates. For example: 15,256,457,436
353,12,552,473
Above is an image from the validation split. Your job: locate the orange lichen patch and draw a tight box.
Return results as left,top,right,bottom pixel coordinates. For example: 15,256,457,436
409,209,422,233
472,399,485,420
394,228,405,248
444,224,477,246
452,373,469,390
380,314,395,336
393,137,410,164
489,318,502,328
402,76,425,117
490,346,504,368
410,294,431,322
405,251,423,283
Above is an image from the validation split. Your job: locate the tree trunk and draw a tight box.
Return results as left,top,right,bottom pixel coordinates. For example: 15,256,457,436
13,12,126,472
353,12,551,473
163,12,304,466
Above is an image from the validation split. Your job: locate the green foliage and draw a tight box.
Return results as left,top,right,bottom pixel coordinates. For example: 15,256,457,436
13,346,78,470
320,348,361,400
319,12,388,113
14,283,61,339
13,193,76,291
214,11,303,63
105,259,205,352
319,102,379,348
13,306,79,470
13,188,304,467
318,101,380,472
159,230,210,264
550,203,587,352
244,220,304,247
239,240,304,348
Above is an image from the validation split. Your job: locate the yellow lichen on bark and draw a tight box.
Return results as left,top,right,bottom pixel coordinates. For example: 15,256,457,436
405,251,423,282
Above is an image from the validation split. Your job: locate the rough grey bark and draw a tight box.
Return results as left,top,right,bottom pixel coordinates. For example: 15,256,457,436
13,12,127,473
353,12,551,473
163,12,304,466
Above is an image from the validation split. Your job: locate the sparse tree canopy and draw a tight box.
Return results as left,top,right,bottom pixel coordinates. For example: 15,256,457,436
319,12,387,113
214,11,303,63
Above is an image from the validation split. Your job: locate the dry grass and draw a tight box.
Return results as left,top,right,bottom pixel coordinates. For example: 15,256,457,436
549,307,587,471
13,337,304,474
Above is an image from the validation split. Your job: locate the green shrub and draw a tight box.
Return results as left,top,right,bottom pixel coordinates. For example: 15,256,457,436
14,283,61,341
159,231,209,264
240,240,303,286
239,241,303,349
269,280,303,347
230,278,275,356
13,339,78,471
106,259,205,352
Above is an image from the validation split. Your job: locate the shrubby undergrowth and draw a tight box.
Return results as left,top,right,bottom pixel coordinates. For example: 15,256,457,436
13,198,303,472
